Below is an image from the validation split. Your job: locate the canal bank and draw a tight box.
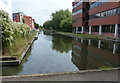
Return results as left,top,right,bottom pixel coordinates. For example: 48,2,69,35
57,32,120,43
2,31,120,77
1,31,39,66
1,68,120,81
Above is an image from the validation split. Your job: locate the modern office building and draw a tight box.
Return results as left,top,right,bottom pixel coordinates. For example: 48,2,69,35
13,12,35,30
0,0,12,20
72,0,120,38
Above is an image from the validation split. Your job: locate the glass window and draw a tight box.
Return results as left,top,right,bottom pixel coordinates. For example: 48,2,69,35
113,9,117,15
117,7,120,14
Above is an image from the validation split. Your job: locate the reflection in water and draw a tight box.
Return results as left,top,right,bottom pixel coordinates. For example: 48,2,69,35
72,38,120,70
51,34,72,53
2,31,120,76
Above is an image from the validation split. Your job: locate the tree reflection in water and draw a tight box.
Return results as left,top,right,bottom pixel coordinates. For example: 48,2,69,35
52,34,72,53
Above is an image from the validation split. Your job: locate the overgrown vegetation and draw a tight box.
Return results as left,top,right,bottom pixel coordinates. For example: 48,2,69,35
0,10,36,56
43,9,73,32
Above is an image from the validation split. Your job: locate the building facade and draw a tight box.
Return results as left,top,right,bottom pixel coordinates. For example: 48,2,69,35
23,16,35,30
72,0,120,39
12,12,35,30
0,0,12,20
13,12,25,22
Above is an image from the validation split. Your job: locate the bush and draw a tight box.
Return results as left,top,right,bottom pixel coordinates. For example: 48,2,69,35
0,10,30,49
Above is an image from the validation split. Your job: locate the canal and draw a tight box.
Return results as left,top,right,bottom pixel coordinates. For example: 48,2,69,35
2,31,120,76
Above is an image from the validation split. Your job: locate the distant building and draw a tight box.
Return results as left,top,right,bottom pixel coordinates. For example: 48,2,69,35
23,16,35,30
13,12,25,22
72,0,120,39
12,12,35,30
0,0,12,20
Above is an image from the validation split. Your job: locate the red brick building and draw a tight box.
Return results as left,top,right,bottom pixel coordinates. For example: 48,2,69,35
72,0,120,39
12,12,35,30
23,16,35,30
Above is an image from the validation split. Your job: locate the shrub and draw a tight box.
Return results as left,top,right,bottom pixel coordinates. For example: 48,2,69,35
0,10,30,49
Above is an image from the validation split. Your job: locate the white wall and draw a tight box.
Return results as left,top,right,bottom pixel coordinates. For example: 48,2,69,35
0,0,12,20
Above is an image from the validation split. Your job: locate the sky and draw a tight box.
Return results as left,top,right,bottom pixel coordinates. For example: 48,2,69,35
12,0,74,26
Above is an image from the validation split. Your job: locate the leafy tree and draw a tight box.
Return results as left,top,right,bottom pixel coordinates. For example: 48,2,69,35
43,20,53,30
34,22,40,29
43,9,73,32
51,9,72,31
60,17,72,32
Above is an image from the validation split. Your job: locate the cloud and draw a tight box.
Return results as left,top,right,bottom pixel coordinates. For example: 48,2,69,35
12,0,74,25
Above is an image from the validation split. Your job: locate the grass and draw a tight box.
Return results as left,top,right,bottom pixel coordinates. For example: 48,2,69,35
3,31,37,59
57,32,117,40
98,66,112,71
57,32,99,38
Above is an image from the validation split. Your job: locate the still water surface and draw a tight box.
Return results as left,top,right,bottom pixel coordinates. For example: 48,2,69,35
2,31,120,76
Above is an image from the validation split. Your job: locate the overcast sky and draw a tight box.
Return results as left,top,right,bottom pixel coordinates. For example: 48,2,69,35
12,0,74,25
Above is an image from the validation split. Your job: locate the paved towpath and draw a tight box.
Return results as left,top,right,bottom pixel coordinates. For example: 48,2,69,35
1,68,120,81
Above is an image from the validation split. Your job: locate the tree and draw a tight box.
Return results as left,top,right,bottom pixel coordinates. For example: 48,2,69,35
43,9,73,32
43,20,53,30
60,17,73,32
51,9,72,31
34,22,40,29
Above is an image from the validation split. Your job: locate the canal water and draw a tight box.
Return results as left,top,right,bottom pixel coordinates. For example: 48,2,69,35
2,31,120,76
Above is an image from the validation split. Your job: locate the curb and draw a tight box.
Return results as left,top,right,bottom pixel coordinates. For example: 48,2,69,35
1,67,120,79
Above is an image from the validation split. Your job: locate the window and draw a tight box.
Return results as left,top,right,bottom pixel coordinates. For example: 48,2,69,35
90,1,104,9
89,7,120,19
117,7,120,14
73,9,82,16
73,1,82,9
113,9,117,15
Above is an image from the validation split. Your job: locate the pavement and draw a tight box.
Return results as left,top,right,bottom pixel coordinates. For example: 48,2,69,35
1,68,120,81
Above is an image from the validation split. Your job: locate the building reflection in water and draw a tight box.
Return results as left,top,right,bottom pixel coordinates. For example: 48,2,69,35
72,37,120,70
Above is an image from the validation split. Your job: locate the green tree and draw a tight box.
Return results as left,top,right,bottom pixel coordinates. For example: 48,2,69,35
60,17,72,32
43,9,72,32
34,22,40,29
51,9,72,31
43,20,53,30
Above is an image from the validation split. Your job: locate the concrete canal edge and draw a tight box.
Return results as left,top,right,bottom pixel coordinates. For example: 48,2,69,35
1,68,120,81
57,32,120,43
18,38,35,64
1,34,39,66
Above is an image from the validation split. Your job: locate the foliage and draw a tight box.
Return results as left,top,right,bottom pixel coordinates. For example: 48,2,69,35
34,22,41,29
43,20,53,30
0,10,30,50
60,17,72,32
43,9,73,32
